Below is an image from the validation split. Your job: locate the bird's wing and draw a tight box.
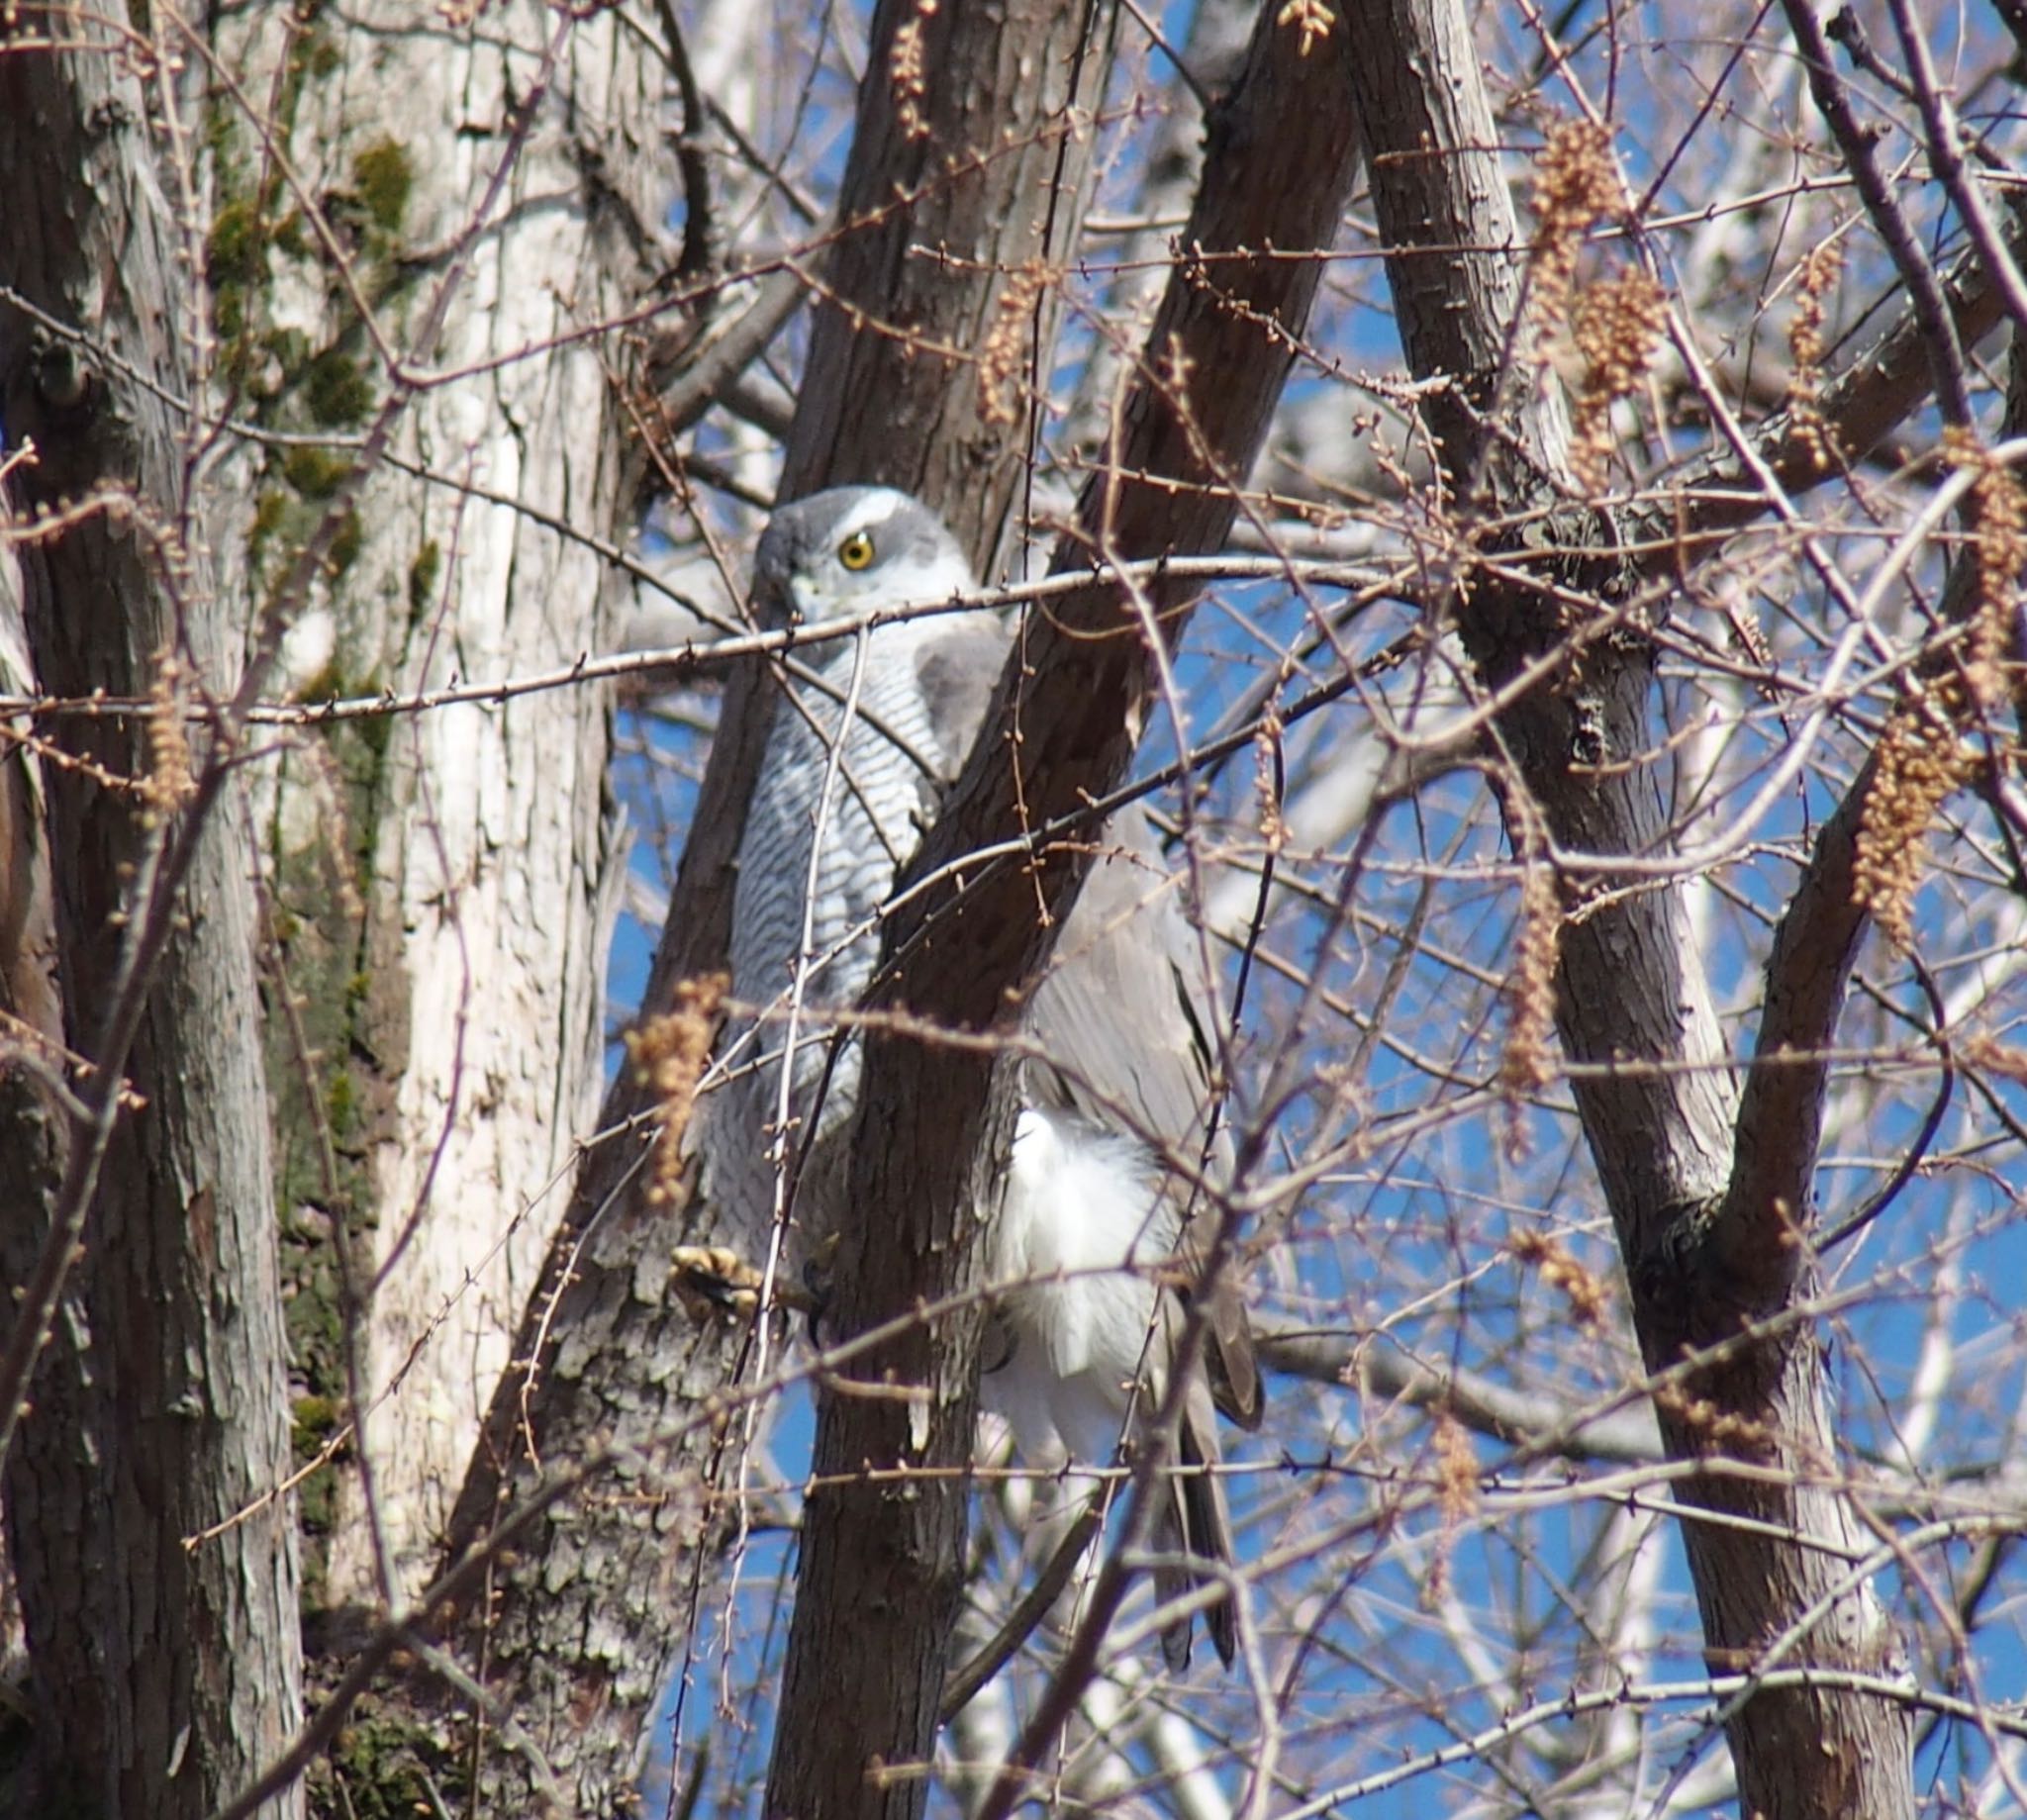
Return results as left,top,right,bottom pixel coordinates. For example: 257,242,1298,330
707,613,1005,1248
914,621,1263,1432
1023,810,1218,1154
1023,808,1262,1430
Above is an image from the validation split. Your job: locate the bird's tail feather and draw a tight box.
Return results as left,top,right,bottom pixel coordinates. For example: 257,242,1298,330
1152,1386,1236,1671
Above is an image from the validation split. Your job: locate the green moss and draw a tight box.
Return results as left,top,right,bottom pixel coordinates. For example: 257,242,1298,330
215,293,245,343
352,705,393,771
259,565,406,1641
326,1068,356,1135
351,138,416,237
248,489,291,569
302,347,373,428
202,101,239,163
282,445,352,500
263,325,311,378
205,21,356,406
313,1711,459,1820
282,1252,342,1404
274,19,337,131
293,657,344,705
328,509,364,578
296,1459,337,1540
272,210,312,258
289,1389,342,1541
407,538,441,618
292,1393,340,1456
208,198,266,291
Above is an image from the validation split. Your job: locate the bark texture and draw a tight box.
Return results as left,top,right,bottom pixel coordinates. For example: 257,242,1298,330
200,0,653,1619
0,541,63,1403
0,510,59,1795
1345,3,1913,1816
764,7,1366,1815
0,17,305,1816
776,0,1118,571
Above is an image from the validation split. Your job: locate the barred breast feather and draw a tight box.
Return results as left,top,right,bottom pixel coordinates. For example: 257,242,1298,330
701,613,1008,1248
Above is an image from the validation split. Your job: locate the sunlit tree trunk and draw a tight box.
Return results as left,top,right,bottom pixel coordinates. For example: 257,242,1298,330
422,0,1123,1806
197,0,656,1621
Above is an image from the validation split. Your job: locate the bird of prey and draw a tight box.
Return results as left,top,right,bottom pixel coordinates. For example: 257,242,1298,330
698,485,1261,1669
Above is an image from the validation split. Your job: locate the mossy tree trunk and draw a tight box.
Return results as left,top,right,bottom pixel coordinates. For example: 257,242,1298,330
1,1,660,1812
199,0,658,1626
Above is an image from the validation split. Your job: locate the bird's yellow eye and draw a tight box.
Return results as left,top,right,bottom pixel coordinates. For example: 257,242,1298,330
837,530,876,571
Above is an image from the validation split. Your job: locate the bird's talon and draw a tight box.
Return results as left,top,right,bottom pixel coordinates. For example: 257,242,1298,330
668,1244,766,1319
670,1243,829,1323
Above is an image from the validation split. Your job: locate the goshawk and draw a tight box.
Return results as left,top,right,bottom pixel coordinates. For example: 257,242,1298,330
699,486,1261,1668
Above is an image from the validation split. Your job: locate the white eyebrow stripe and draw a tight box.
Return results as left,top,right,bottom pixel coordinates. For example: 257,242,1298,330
830,488,912,542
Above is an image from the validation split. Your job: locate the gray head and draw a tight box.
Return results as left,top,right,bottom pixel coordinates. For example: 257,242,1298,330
753,486,980,626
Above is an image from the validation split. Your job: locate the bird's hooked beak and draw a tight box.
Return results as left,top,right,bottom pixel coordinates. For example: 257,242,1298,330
749,558,806,631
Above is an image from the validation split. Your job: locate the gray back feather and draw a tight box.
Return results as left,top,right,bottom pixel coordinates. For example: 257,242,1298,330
1024,810,1261,1428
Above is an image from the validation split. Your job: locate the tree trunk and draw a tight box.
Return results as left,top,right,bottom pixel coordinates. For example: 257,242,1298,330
764,6,1367,1814
1342,2,1914,1814
0,16,305,1814
194,0,655,1624
427,0,1122,1807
